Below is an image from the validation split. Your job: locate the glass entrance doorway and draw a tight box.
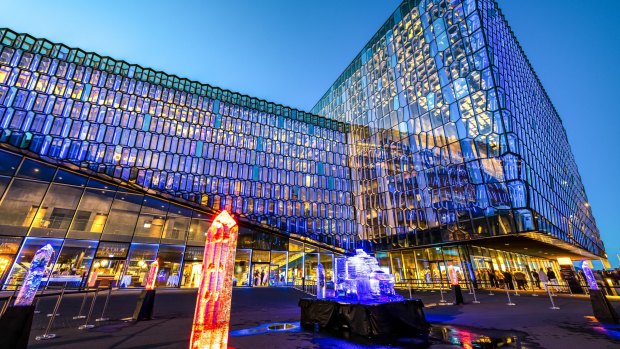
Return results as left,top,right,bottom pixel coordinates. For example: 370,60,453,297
251,263,269,287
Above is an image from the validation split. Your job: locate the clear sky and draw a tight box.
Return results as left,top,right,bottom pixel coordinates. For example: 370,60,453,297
1,0,618,266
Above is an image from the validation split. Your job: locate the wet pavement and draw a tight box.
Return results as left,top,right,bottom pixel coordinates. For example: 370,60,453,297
4,287,618,348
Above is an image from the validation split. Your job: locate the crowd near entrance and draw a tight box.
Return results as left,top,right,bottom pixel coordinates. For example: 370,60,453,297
387,245,567,291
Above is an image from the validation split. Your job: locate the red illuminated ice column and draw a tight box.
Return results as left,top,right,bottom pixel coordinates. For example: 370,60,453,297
190,210,238,349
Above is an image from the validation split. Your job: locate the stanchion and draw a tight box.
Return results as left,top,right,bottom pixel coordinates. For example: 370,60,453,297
471,284,480,304
36,286,66,340
514,285,520,297
567,282,574,297
468,282,474,295
73,289,90,320
546,285,560,310
439,285,449,304
78,288,99,330
47,285,66,318
504,283,516,306
95,286,113,322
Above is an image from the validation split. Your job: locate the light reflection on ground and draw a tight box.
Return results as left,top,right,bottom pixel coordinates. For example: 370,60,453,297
229,322,301,337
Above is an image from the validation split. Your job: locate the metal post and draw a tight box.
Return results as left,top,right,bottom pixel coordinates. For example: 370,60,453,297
73,288,90,320
439,285,448,304
95,286,113,322
546,284,560,310
471,284,480,304
36,285,66,340
505,283,515,306
514,284,520,297
79,288,99,329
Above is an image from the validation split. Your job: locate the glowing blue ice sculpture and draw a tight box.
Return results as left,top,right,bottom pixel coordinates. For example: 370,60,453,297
336,249,402,303
14,244,54,306
582,261,598,290
316,263,326,299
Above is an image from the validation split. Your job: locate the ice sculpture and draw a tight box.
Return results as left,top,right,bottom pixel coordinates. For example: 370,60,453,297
145,259,159,290
190,210,238,349
14,244,55,306
582,261,598,290
334,249,402,303
316,263,326,299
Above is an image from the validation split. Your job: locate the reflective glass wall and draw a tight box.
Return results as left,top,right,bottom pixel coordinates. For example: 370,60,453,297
311,0,602,257
387,244,562,290
0,28,356,250
0,148,342,288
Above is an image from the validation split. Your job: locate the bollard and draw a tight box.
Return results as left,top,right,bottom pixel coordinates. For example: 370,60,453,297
95,286,113,322
73,289,90,320
504,283,516,306
36,286,66,340
471,284,480,304
79,288,99,330
546,284,560,310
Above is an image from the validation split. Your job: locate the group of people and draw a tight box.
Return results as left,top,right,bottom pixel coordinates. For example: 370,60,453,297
476,267,560,291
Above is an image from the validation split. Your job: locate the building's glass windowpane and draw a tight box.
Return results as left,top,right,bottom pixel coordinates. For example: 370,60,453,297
0,179,49,236
68,187,115,239
133,197,169,242
29,183,84,238
234,249,251,287
102,190,143,241
122,243,158,288
50,239,97,287
155,244,184,287
4,237,63,289
90,241,129,287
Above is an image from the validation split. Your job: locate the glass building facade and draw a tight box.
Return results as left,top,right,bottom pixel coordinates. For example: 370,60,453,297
0,0,606,290
312,0,603,260
0,28,350,288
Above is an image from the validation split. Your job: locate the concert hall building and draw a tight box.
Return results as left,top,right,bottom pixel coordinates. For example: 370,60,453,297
0,0,604,290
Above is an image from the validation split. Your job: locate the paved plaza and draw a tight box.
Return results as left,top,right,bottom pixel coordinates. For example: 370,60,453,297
1,287,614,349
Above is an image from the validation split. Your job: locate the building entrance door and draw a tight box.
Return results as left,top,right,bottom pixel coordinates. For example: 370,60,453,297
251,263,270,287
427,261,448,288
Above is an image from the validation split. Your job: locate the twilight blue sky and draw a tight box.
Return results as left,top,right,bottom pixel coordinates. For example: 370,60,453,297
1,0,618,266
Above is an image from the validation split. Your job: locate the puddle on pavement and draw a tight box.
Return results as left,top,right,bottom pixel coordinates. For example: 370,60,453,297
230,322,301,336
430,325,534,348
230,321,538,348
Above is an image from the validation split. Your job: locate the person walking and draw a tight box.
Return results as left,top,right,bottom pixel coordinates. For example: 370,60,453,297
514,270,527,290
538,268,549,291
531,270,541,289
547,268,559,292
502,270,514,290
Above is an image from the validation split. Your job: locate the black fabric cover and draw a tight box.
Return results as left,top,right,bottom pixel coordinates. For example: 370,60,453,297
299,298,429,338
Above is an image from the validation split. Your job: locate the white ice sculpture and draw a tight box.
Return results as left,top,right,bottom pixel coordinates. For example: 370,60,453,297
335,249,402,303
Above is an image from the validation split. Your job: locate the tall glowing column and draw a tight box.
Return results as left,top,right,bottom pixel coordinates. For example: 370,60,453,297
15,244,55,306
145,260,159,290
190,210,238,349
